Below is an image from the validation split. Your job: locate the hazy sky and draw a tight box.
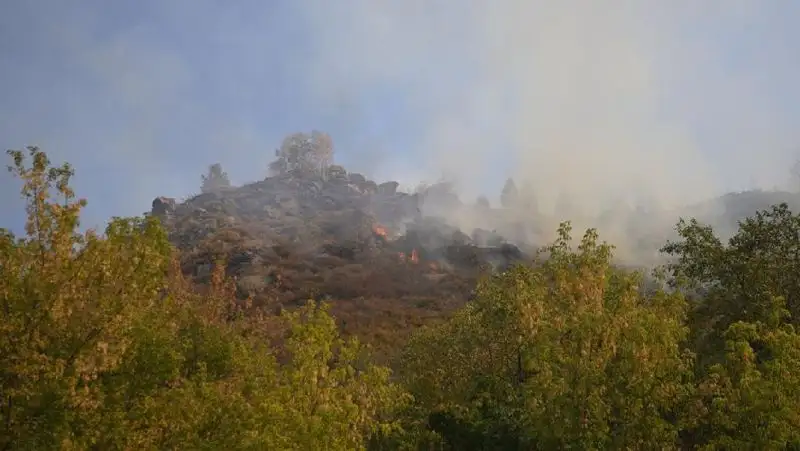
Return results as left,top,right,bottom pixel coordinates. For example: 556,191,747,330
2,1,799,234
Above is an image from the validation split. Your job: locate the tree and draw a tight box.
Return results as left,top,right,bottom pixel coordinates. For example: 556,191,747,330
500,178,518,208
680,321,800,449
269,131,334,178
0,147,402,450
661,203,800,448
276,301,407,449
662,203,800,358
0,146,173,448
398,223,692,449
200,162,231,193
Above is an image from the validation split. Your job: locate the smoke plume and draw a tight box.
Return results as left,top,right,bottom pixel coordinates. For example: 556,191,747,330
2,1,799,263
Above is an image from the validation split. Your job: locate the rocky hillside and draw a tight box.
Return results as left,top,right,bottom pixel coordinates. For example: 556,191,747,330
147,140,800,360
149,166,526,359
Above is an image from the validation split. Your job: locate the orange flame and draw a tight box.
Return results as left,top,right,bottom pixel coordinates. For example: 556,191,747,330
373,224,388,237
398,251,420,264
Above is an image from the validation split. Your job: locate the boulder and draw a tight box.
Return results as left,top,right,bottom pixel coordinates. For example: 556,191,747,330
377,181,400,196
328,165,347,180
151,196,176,216
348,172,366,184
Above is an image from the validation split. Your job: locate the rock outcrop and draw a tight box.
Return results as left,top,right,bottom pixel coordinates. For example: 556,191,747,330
151,168,528,319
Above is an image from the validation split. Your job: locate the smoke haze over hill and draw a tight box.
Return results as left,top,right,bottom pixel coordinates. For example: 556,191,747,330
2,1,800,257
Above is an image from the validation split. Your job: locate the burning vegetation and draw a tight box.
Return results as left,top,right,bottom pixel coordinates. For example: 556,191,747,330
397,248,420,264
144,131,544,373
148,142,529,369
372,223,388,238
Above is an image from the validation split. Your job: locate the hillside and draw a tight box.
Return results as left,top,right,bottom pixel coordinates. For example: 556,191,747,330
150,166,527,360
149,149,800,361
7,146,800,449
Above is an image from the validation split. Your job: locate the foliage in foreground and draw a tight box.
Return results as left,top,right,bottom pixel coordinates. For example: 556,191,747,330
385,210,800,450
0,147,402,450
397,224,692,449
3,147,800,450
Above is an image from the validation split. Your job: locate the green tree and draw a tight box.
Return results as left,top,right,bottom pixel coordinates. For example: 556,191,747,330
681,321,800,450
273,301,407,450
399,223,692,449
661,204,800,361
662,203,800,449
0,146,172,448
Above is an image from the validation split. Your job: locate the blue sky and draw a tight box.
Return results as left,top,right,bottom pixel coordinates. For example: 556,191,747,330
2,1,800,235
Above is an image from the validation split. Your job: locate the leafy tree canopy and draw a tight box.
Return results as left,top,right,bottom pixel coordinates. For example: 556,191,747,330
268,131,334,178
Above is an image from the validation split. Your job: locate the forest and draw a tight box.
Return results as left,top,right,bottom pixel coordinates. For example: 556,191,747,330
3,145,800,450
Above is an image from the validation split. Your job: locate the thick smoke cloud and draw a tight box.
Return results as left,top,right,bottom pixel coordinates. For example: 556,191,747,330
1,1,799,261
293,0,800,255
297,1,798,202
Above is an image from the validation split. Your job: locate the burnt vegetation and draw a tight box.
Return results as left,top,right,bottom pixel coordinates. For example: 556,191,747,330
152,132,528,360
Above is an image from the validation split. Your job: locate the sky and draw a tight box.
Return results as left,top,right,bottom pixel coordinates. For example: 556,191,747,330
1,0,800,235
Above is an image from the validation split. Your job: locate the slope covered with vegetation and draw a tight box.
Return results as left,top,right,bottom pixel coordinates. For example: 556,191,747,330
4,146,800,449
151,133,531,363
